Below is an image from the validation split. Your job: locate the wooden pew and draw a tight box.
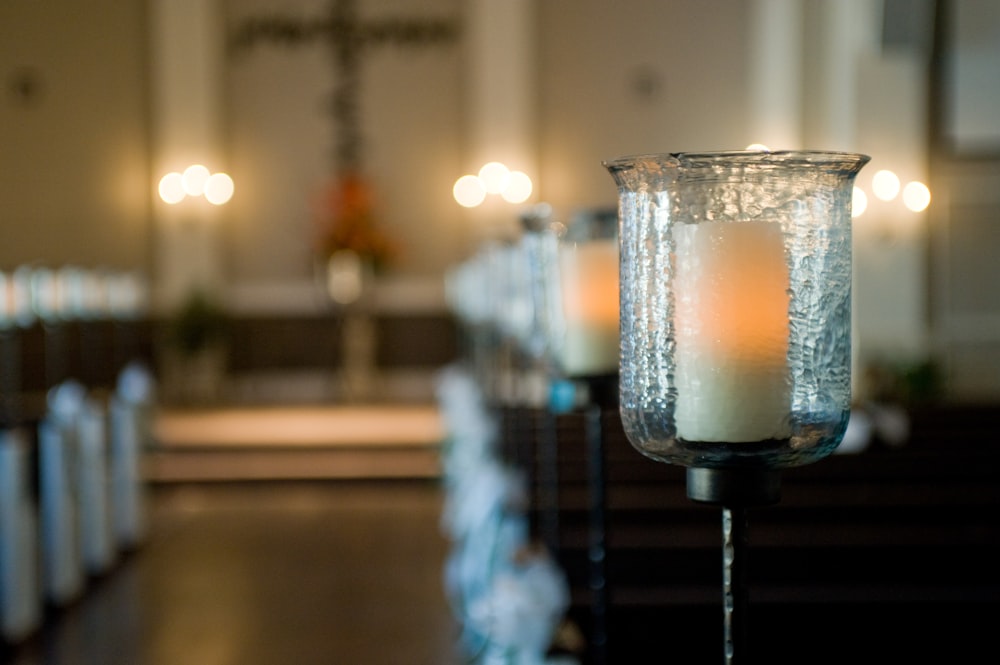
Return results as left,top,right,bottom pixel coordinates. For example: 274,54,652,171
509,402,1000,664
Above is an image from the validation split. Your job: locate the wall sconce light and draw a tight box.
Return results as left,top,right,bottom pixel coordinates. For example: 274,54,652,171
901,181,931,213
853,186,869,217
852,168,931,238
744,152,931,221
872,169,901,201
158,164,234,205
858,169,931,213
453,161,533,208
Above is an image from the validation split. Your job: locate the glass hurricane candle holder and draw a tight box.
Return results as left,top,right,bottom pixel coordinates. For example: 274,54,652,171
552,207,620,381
605,150,869,664
605,150,870,476
518,204,562,367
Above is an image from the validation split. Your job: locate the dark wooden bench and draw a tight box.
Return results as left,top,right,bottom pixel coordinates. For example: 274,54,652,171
500,400,1000,664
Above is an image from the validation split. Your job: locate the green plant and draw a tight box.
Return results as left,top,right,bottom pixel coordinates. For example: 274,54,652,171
168,290,230,357
865,356,944,405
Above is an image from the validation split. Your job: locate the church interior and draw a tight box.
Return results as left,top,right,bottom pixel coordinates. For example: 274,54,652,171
1,0,999,663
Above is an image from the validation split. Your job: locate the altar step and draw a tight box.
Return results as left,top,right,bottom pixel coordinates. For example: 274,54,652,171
144,405,444,482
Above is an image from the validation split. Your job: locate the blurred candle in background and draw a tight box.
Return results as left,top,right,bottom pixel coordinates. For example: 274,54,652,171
557,235,619,378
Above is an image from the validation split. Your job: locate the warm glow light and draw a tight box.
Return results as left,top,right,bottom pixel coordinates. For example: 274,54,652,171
558,239,619,377
161,165,234,204
501,171,533,203
158,172,186,204
182,164,212,196
204,172,235,205
453,175,486,208
29,268,58,319
454,163,536,208
852,186,868,218
872,170,900,201
746,143,770,152
478,162,510,194
902,181,931,212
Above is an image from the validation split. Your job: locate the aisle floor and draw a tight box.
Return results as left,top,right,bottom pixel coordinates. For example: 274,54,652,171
3,481,464,665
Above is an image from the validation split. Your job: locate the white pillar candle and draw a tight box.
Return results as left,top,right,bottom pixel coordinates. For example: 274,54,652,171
558,238,619,377
673,220,792,442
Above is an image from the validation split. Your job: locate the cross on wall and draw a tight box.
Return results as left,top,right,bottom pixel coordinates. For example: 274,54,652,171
230,0,461,174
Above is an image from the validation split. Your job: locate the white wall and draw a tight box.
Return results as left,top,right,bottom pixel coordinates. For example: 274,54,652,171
536,0,751,215
0,0,150,270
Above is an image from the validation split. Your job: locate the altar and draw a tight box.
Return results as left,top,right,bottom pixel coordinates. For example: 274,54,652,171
146,403,445,482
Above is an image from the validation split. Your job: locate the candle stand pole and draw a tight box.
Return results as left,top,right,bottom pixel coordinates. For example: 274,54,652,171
582,374,617,665
687,467,781,665
535,401,560,557
548,374,616,665
583,399,607,665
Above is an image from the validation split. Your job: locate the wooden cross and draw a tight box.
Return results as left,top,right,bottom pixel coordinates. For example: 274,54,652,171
231,0,460,174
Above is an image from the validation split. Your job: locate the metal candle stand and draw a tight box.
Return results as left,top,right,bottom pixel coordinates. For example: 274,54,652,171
546,372,617,665
549,376,780,664
604,150,870,664
686,467,781,664
581,374,618,665
534,399,561,559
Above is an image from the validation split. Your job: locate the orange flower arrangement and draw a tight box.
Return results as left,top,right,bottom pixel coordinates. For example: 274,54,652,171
313,172,399,270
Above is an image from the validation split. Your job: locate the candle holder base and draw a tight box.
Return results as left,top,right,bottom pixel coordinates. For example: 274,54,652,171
686,467,781,507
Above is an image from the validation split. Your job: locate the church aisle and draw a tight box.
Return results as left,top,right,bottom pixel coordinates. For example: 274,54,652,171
3,481,463,665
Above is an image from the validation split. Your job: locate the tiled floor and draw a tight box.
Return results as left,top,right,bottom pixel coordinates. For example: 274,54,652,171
3,480,464,665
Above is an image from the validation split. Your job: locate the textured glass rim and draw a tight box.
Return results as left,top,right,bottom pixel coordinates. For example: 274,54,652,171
603,149,871,173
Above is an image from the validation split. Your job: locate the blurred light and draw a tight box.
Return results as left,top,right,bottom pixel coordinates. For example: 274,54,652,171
746,143,770,151
29,267,58,320
902,181,931,212
10,266,35,327
872,170,900,201
454,162,537,208
204,172,235,205
160,165,234,205
852,186,868,218
478,162,510,194
0,272,8,322
453,175,486,208
56,265,86,318
158,172,186,204
501,171,533,203
182,164,211,196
